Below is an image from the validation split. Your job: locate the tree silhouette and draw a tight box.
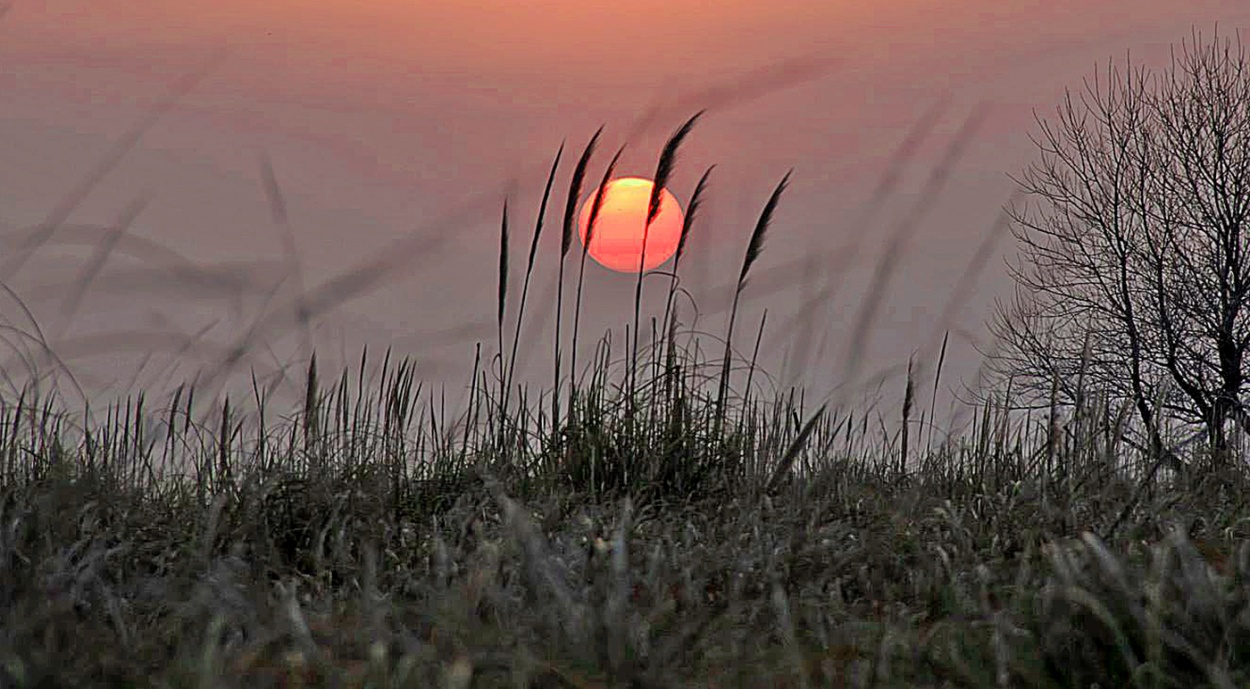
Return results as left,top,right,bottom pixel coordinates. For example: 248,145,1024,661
990,27,1250,474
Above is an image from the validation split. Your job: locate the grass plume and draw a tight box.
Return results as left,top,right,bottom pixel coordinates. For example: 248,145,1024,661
658,165,715,371
646,110,704,228
630,112,705,428
503,144,564,445
569,143,626,426
553,128,603,432
715,169,792,441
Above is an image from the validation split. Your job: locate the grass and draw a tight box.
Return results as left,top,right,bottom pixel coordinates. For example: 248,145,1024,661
2,101,1250,688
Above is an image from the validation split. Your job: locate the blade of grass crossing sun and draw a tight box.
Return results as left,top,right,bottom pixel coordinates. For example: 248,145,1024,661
554,128,603,431
633,111,704,423
562,127,604,261
647,110,705,227
584,145,626,252
570,144,626,418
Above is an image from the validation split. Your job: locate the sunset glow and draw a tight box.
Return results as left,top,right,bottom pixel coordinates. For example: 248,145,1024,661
577,177,685,273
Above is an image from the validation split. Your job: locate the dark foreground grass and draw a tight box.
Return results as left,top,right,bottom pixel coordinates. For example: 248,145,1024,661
2,338,1249,689
2,112,1250,687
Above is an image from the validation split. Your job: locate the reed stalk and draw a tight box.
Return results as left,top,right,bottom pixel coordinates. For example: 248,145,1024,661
714,170,791,445
554,127,603,441
629,111,703,433
569,144,625,435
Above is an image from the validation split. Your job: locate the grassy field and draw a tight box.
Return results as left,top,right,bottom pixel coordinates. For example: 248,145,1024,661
1,109,1249,688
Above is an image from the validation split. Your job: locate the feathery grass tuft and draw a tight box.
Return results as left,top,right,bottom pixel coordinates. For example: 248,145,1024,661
569,143,626,422
560,127,604,261
646,110,704,228
736,169,790,295
582,145,625,253
631,112,705,428
659,165,715,362
674,165,713,271
505,143,563,433
715,170,792,441
554,128,603,429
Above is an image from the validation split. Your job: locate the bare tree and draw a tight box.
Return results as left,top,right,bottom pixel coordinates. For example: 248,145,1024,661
989,27,1250,472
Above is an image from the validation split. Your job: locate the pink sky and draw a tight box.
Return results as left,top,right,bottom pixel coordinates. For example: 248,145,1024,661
2,1,1248,427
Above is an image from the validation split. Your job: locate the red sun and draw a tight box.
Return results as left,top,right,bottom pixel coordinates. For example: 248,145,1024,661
577,177,685,273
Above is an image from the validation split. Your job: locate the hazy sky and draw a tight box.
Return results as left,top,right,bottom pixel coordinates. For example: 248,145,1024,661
3,1,1250,428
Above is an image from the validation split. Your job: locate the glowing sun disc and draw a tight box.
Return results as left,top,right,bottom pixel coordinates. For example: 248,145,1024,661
577,177,684,273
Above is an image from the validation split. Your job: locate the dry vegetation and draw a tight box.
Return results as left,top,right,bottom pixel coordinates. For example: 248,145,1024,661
2,45,1250,689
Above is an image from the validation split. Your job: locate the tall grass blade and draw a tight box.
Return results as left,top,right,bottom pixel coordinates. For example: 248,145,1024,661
506,143,563,431
901,352,915,475
646,111,705,228
766,401,828,494
561,127,605,261
737,171,790,293
715,170,792,441
303,353,319,472
583,146,625,253
570,144,626,421
661,165,714,341
498,198,509,339
631,112,704,426
554,127,604,431
496,198,510,445
744,309,768,412
926,330,949,458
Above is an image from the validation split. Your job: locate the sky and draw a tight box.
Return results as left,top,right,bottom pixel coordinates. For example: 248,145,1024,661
3,1,1250,436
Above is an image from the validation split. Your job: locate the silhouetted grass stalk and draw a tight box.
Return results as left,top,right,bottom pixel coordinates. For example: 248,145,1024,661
569,144,625,444
503,144,563,426
629,112,703,433
657,165,713,378
495,197,509,459
714,171,791,446
553,128,603,450
900,353,915,476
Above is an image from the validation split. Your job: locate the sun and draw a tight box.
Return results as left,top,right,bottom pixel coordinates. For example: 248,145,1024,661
577,177,685,273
